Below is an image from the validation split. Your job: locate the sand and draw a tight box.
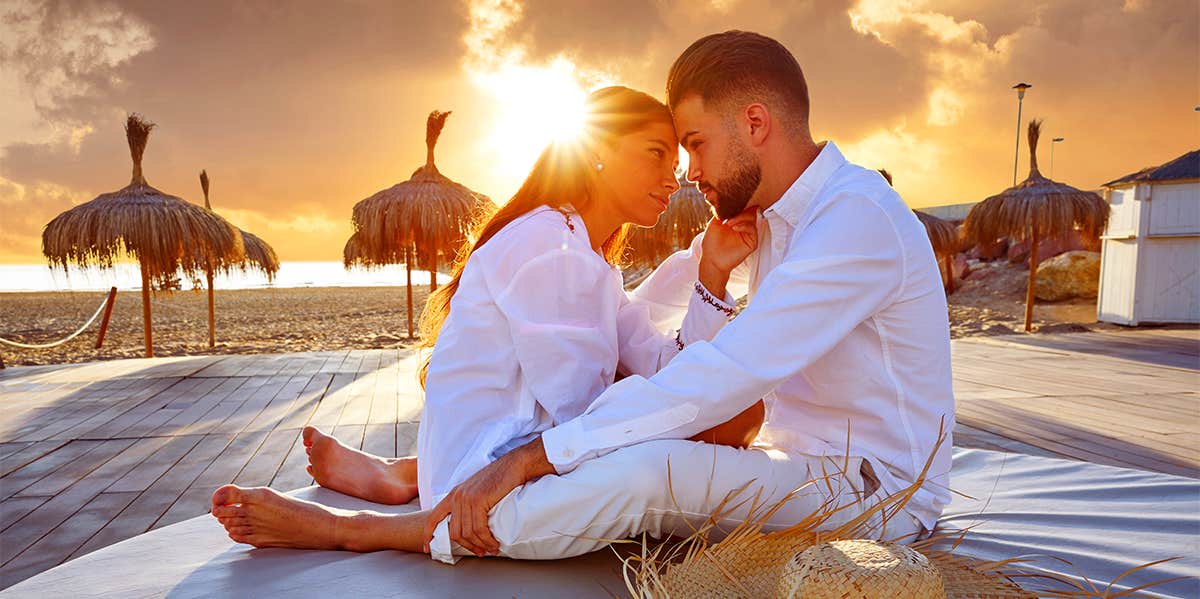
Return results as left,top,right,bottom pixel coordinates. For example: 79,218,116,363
1,286,431,367
1,261,1114,367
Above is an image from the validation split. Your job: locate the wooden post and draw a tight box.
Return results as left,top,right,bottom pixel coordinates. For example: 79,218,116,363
943,253,955,294
206,270,216,348
140,262,154,357
405,247,414,339
1024,230,1040,332
95,286,118,348
430,251,437,293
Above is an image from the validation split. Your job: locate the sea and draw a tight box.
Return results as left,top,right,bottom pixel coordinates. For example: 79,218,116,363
0,262,449,293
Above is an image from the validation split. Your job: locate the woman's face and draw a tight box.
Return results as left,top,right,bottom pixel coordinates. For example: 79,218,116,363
594,120,681,228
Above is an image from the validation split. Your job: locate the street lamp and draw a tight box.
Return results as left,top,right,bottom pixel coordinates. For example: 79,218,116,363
1012,82,1032,186
1051,137,1065,177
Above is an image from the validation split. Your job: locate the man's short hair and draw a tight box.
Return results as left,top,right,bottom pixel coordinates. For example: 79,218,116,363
667,31,810,132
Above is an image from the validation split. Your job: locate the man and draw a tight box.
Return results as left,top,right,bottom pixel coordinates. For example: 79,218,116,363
422,30,954,561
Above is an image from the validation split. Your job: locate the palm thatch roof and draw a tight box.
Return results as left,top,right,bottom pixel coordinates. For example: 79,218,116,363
1102,149,1199,188
350,111,491,271
343,230,379,269
200,170,279,280
626,176,712,269
42,115,245,288
913,210,960,256
963,120,1109,246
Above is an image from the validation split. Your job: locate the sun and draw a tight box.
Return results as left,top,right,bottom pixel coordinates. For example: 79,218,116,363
474,56,600,182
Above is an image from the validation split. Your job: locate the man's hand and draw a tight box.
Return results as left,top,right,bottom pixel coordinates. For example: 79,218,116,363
422,437,555,556
699,209,758,296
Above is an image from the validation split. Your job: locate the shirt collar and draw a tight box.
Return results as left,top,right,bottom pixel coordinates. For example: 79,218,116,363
762,141,846,227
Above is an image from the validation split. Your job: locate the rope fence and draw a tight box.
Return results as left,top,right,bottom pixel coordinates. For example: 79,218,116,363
0,287,118,350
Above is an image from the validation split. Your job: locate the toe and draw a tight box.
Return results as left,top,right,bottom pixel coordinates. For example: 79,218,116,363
211,484,244,507
302,426,323,446
213,505,242,519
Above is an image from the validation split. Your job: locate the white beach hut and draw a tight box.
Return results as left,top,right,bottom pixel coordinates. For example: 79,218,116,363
1097,149,1200,325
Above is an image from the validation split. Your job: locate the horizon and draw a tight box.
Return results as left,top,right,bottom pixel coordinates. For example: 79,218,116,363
2,0,1197,264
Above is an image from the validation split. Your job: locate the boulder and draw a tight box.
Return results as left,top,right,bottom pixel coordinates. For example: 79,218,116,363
969,237,1009,261
1008,230,1100,266
1034,251,1100,301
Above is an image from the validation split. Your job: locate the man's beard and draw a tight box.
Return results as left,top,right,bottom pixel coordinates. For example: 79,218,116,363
706,140,762,220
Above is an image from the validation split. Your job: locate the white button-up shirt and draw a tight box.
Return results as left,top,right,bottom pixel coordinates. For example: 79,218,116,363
542,142,956,529
417,206,734,510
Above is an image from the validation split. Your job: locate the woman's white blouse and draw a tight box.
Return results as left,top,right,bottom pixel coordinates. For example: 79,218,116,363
416,206,733,509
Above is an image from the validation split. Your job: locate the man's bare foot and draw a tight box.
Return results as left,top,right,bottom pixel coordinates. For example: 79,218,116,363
303,426,418,505
211,485,352,550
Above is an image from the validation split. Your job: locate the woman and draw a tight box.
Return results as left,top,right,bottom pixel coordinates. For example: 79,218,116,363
209,86,763,554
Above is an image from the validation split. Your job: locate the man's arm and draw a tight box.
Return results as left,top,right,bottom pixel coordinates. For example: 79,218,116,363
423,194,907,555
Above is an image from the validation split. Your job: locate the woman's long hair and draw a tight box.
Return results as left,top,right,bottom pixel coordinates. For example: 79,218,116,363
417,86,673,387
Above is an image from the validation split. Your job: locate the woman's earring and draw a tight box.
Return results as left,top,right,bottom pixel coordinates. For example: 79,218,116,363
596,162,604,172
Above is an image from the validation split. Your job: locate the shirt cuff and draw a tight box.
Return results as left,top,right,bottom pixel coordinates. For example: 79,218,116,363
678,280,736,346
540,418,589,474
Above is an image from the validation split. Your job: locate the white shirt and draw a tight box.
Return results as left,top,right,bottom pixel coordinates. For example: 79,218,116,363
417,206,735,510
541,142,956,529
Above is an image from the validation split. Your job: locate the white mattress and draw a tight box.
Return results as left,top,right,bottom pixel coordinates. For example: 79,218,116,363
3,448,1196,598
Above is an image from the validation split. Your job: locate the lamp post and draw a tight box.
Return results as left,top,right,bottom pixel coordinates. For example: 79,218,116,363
1012,83,1032,186
1051,137,1064,177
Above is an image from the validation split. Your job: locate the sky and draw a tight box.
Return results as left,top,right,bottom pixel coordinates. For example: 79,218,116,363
1,0,1197,263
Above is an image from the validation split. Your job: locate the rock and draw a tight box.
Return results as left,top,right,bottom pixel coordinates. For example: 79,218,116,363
969,237,1009,261
1034,251,1100,301
1008,230,1101,266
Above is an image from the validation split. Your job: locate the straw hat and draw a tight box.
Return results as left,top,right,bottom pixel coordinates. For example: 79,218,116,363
778,540,945,599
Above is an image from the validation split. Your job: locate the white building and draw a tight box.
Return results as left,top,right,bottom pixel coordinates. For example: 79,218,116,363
1097,150,1199,325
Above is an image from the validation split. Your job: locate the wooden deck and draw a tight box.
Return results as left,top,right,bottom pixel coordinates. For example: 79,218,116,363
1,328,1197,589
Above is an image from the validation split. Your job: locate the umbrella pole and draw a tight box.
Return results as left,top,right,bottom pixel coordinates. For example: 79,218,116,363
206,270,215,348
406,247,414,339
1024,230,1039,332
430,252,437,293
140,261,154,358
943,253,955,294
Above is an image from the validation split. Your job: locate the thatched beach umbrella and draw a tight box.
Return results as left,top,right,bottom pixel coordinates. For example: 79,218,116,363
878,168,963,293
199,170,280,347
914,210,961,293
626,175,711,270
964,119,1108,331
42,115,244,357
349,110,491,337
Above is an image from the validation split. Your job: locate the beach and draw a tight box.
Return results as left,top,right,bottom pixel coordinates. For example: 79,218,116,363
1,261,1114,367
1,286,432,367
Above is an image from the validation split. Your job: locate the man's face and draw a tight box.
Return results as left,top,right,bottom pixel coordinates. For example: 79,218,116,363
672,95,762,220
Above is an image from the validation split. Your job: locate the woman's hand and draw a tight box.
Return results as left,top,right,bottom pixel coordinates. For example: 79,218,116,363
698,209,758,296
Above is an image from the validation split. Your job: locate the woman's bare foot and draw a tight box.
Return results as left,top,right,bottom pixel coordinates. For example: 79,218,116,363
210,485,352,550
211,484,427,553
303,426,418,505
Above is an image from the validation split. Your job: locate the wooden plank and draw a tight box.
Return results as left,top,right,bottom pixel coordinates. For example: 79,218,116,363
0,491,139,589
0,496,48,532
397,422,419,457
107,435,204,493
0,440,66,478
232,428,302,488
269,428,314,493
3,440,111,500
362,423,395,459
72,434,236,558
0,436,171,566
155,429,269,528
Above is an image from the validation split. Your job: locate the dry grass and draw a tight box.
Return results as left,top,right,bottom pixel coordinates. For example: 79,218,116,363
614,426,1180,598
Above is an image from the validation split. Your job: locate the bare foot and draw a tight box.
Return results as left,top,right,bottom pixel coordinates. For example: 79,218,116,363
303,426,418,505
210,485,351,550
